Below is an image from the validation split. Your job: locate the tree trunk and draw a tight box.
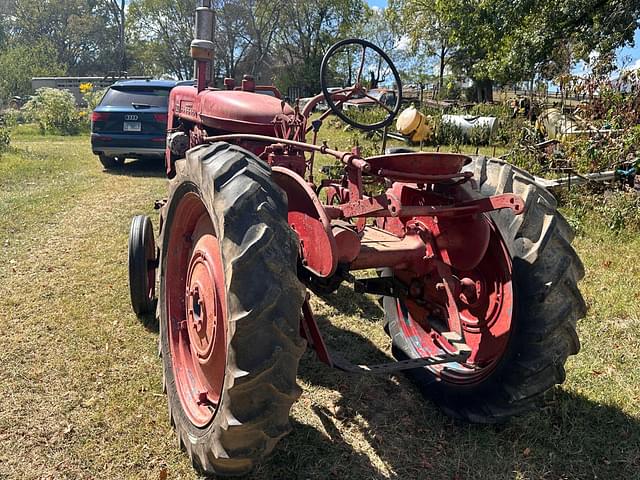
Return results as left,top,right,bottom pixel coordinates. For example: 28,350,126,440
438,46,446,89
120,0,126,74
474,78,494,103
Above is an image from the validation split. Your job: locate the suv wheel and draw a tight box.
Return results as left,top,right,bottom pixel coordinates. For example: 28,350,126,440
99,154,124,170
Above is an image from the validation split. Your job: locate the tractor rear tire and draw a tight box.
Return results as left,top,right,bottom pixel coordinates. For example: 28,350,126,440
385,155,587,423
159,142,306,476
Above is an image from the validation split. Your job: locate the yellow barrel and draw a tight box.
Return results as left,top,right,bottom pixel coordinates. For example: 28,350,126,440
396,106,432,142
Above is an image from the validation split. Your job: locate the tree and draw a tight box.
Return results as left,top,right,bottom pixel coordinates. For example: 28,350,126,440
12,0,121,75
127,0,195,79
0,41,65,99
213,0,251,79
274,0,363,94
105,0,127,73
388,0,462,90
391,0,640,102
240,0,281,78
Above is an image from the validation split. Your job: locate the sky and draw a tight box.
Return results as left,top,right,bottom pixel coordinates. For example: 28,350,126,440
366,0,640,74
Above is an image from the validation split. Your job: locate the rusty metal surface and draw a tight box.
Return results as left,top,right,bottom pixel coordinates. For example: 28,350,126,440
366,152,471,176
271,167,338,278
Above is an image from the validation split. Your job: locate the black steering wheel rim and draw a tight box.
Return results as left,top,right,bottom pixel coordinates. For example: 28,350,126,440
320,38,403,132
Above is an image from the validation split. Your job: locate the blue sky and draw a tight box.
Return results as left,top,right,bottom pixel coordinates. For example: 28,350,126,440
367,0,640,72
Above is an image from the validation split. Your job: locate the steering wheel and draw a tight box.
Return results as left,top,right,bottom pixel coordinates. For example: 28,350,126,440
320,38,402,132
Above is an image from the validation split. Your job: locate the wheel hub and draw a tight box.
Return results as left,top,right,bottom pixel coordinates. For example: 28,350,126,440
394,222,514,384
186,251,220,362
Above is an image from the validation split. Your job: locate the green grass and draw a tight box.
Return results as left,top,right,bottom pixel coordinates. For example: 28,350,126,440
0,126,638,479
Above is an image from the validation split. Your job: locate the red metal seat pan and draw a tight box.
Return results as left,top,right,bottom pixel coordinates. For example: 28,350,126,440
365,152,471,176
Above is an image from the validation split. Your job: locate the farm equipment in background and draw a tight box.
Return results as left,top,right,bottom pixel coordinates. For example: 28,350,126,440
395,105,434,143
615,156,640,191
5,95,31,110
127,5,586,476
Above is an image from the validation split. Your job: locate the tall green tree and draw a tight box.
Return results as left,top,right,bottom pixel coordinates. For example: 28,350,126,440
274,0,364,93
0,41,65,99
127,0,195,79
391,0,640,101
388,0,463,89
12,0,121,75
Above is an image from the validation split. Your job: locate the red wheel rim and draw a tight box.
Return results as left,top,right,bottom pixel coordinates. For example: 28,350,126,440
396,223,514,385
165,192,226,427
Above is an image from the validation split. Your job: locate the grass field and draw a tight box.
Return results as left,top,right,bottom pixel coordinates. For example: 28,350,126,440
0,127,638,480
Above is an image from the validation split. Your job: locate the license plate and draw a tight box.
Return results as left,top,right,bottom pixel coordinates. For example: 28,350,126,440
123,121,141,132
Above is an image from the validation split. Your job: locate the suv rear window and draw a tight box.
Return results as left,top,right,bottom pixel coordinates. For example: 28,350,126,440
100,86,171,107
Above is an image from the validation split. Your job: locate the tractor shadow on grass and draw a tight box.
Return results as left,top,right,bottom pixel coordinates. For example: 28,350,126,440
273,300,640,479
313,284,384,322
103,158,166,178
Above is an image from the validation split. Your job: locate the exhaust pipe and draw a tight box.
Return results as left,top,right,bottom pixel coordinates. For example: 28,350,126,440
192,1,215,92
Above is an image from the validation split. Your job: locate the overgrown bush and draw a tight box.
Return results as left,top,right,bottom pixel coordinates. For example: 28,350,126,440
1,108,26,128
503,148,546,176
0,124,10,151
562,124,640,175
558,187,640,234
434,120,465,147
24,87,82,135
468,125,491,146
343,105,389,127
469,102,510,118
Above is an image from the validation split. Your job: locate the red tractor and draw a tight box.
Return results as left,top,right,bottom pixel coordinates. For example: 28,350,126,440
127,6,585,476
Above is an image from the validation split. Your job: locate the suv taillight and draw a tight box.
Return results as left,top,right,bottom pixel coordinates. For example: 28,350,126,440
91,112,109,122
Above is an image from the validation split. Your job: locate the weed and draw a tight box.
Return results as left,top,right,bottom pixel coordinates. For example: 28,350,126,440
558,186,640,234
0,125,10,152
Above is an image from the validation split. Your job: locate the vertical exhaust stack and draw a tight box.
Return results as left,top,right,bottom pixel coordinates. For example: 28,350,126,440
192,1,215,92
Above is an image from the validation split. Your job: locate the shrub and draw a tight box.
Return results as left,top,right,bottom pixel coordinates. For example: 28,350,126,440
24,87,82,135
1,108,26,128
0,124,10,151
468,125,491,146
596,190,640,232
558,187,640,234
434,119,465,147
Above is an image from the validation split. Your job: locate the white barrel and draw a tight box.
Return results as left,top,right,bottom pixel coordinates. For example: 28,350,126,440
441,115,499,139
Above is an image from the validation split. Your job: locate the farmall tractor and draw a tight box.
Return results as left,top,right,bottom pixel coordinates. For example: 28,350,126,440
127,6,586,476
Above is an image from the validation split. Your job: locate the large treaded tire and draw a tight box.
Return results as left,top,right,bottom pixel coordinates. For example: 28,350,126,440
128,215,156,317
159,142,306,475
386,155,587,423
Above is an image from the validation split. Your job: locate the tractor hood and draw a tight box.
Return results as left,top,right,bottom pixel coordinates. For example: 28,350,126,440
198,90,293,135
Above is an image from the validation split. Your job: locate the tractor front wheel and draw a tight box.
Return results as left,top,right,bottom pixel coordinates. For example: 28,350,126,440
385,156,587,423
159,143,306,475
128,215,157,317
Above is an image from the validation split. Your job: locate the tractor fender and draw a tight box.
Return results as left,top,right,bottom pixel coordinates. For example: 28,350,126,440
271,167,338,278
